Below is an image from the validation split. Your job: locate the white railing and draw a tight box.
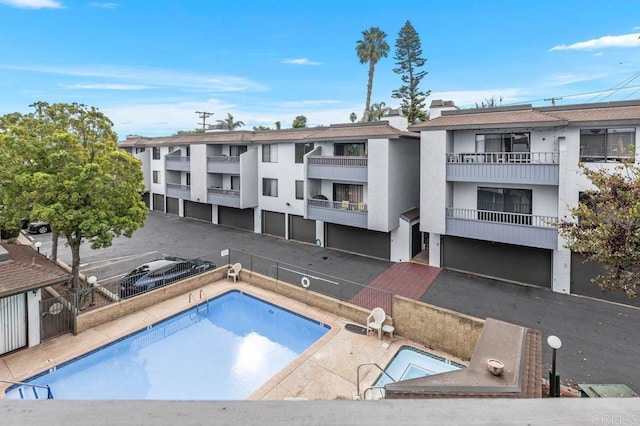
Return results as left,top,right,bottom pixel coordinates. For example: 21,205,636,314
166,155,191,162
166,183,191,191
446,207,556,228
207,156,240,163
308,199,368,212
307,156,368,167
446,152,558,164
208,188,240,196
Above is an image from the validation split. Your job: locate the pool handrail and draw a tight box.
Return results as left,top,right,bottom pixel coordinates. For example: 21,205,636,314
0,379,54,399
356,362,396,398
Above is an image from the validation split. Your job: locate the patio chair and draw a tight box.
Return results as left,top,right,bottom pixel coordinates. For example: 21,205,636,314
366,307,386,340
227,263,242,283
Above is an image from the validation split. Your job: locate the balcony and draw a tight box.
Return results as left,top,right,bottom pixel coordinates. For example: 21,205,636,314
207,156,240,174
165,155,190,172
307,199,368,229
166,183,191,200
445,207,558,250
446,152,559,185
208,188,240,208
307,156,368,183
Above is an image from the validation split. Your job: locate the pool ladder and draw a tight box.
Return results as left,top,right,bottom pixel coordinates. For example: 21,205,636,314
0,379,54,399
189,289,209,314
355,362,396,400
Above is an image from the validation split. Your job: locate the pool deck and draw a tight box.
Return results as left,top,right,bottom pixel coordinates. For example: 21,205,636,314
0,278,465,400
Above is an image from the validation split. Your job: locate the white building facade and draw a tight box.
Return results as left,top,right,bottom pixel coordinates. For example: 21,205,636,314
120,118,421,261
415,100,640,297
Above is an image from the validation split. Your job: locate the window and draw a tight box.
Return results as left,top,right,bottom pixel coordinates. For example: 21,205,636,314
334,143,366,156
580,128,635,162
231,175,240,190
153,170,160,184
186,173,191,186
263,178,278,197
230,145,248,157
475,133,530,153
295,180,304,200
262,144,278,162
333,183,364,204
186,146,191,157
152,147,160,160
135,147,145,154
295,143,314,163
477,187,532,225
168,146,175,153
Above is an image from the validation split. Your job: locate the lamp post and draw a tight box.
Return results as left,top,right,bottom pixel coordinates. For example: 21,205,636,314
34,241,42,253
87,276,97,307
547,335,562,397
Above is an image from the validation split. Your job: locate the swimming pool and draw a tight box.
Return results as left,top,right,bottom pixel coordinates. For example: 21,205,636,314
374,346,464,387
6,290,330,400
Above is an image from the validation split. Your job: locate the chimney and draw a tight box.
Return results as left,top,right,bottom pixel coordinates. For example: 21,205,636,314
429,100,458,119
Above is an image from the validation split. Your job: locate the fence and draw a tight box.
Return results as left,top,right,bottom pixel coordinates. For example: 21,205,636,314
228,249,393,315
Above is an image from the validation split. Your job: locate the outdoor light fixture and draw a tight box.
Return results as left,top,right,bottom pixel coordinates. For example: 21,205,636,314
547,335,562,397
88,276,98,307
34,241,42,253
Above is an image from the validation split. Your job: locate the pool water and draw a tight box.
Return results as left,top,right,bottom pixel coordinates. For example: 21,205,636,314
374,346,464,387
6,290,330,400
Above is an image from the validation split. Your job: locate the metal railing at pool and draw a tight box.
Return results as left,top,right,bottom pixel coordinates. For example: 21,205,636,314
355,362,396,400
0,380,54,399
227,248,394,316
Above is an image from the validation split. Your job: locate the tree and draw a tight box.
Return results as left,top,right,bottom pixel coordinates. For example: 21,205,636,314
475,96,503,108
173,129,204,136
368,102,391,121
292,115,308,128
0,102,148,289
349,112,357,123
217,113,244,131
392,21,430,125
253,125,271,131
356,27,390,123
557,161,640,297
275,121,281,130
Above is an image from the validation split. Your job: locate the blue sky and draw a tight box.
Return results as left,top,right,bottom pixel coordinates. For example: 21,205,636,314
2,0,640,138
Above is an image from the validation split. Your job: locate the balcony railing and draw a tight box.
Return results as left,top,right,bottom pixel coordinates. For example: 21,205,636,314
165,155,191,171
445,207,558,249
207,156,240,174
307,199,368,228
307,156,368,182
446,152,559,185
208,187,240,208
166,183,191,200
446,152,558,164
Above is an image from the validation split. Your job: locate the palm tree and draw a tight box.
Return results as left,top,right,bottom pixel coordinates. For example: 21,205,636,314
217,113,244,131
356,27,390,122
349,112,357,123
368,102,391,121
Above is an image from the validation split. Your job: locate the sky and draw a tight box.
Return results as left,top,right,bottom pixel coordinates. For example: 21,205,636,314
2,0,640,138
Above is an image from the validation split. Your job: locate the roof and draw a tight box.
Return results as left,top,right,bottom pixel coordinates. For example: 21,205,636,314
0,243,72,298
412,100,640,131
119,121,419,147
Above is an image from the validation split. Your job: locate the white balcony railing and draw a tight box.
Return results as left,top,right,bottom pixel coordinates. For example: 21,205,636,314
307,156,368,167
446,152,558,164
207,156,240,163
446,208,556,228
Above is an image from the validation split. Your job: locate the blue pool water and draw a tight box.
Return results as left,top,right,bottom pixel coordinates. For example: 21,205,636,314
6,290,330,400
374,346,464,387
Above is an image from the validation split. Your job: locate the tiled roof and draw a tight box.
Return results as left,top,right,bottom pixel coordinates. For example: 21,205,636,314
119,122,418,147
0,243,71,298
412,100,640,131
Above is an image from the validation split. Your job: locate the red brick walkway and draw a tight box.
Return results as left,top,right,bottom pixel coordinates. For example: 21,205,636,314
349,262,442,314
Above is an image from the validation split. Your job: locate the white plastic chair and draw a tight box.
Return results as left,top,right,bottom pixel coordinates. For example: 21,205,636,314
366,307,386,339
227,263,242,283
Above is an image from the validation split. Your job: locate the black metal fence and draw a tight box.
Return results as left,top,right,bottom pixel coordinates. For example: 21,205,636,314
228,249,393,315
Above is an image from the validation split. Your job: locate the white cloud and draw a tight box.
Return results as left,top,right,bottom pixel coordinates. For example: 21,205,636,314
550,33,640,51
0,0,62,8
539,73,606,87
0,64,269,93
431,88,528,107
61,83,150,90
89,2,119,9
269,99,342,108
282,58,322,66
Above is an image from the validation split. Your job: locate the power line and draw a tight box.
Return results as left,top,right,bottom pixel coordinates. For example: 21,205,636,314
588,71,640,103
195,111,214,130
502,84,640,107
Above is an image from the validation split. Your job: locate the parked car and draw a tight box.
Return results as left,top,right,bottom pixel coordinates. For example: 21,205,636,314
27,221,52,234
119,257,216,298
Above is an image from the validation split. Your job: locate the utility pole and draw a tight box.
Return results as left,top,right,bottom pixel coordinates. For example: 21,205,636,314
544,97,562,106
195,111,214,130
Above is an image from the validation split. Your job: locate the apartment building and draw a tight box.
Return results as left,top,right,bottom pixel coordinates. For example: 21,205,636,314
119,116,421,261
415,99,640,299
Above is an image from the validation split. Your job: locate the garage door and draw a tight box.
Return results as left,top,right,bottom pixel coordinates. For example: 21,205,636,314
184,200,212,222
442,236,552,288
219,206,254,231
326,223,390,259
290,215,316,244
142,192,150,209
166,197,179,215
152,194,165,212
262,211,285,238
0,294,27,355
